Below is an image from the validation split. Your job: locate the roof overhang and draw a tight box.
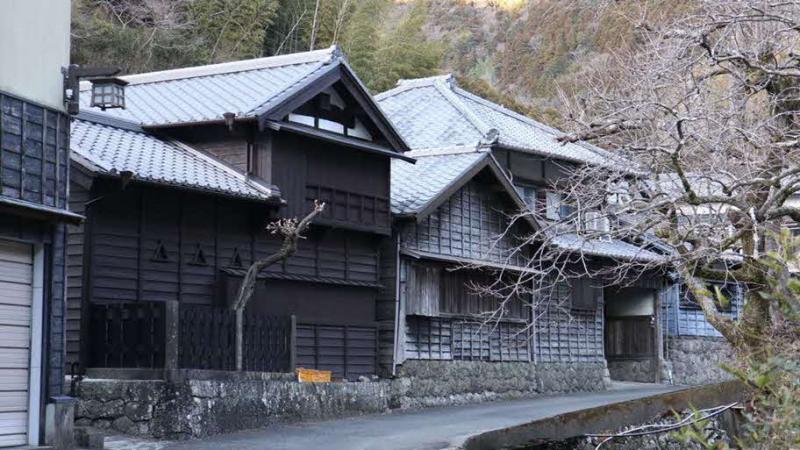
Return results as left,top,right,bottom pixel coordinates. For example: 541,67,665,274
265,120,416,163
400,248,541,275
0,197,84,225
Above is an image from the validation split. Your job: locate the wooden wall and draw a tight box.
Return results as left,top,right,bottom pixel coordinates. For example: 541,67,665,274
400,177,528,265
534,279,605,363
271,132,391,234
66,180,384,370
0,92,69,210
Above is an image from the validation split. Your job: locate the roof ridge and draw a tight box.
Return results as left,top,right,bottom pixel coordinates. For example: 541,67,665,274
429,78,494,139
80,46,338,89
451,85,627,162
374,73,453,101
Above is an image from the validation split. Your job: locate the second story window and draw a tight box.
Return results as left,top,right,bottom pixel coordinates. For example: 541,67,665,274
514,184,537,211
546,192,561,220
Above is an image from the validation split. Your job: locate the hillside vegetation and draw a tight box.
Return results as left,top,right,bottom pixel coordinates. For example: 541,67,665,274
71,0,686,124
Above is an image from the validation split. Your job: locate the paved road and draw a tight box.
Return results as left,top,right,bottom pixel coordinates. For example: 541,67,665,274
162,383,683,450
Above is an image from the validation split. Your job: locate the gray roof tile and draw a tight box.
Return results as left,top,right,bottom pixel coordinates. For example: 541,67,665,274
551,234,663,262
391,146,488,215
78,47,338,126
377,75,635,168
71,117,278,201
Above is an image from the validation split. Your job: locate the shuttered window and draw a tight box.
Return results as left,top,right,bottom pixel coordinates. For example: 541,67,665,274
570,278,599,311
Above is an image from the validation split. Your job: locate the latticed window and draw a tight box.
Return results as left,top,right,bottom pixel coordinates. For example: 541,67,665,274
679,282,738,312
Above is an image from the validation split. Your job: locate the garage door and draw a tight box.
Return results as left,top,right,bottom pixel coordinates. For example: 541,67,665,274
0,241,33,447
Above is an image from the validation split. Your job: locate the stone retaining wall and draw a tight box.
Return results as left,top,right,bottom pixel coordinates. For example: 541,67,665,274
396,360,611,409
608,359,655,383
664,336,735,385
75,361,612,439
75,378,393,440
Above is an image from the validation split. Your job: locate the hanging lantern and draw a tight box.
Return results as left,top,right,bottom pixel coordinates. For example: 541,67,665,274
89,77,128,110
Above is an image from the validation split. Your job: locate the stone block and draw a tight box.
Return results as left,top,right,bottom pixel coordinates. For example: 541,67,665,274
124,401,153,421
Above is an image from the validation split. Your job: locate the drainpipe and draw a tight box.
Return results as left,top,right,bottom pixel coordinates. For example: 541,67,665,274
391,233,401,376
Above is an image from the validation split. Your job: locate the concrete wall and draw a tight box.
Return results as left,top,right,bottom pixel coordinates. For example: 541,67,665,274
0,0,71,110
664,336,735,385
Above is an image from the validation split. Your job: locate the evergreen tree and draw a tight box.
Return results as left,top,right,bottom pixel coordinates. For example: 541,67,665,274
189,0,279,63
368,1,442,92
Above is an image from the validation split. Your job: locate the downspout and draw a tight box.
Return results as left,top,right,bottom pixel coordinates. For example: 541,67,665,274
391,232,402,376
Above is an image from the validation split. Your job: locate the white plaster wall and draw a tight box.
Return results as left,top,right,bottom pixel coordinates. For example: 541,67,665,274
0,0,71,110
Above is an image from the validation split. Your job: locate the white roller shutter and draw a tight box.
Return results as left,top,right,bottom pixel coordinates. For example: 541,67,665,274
0,241,33,447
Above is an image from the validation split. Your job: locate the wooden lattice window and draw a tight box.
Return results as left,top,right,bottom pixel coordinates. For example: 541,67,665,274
679,283,737,312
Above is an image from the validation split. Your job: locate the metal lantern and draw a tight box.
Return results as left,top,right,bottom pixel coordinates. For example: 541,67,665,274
90,77,128,110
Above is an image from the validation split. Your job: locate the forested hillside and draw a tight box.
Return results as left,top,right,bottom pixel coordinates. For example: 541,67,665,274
71,0,686,124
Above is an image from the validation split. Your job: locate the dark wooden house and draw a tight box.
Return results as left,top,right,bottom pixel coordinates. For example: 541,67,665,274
67,47,411,381
378,76,672,382
381,147,539,373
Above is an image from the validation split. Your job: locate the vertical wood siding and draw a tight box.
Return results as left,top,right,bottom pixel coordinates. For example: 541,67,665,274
65,177,90,369
69,182,384,369
272,133,391,233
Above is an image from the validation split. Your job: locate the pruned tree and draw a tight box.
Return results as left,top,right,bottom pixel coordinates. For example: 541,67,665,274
510,0,800,356
232,200,325,311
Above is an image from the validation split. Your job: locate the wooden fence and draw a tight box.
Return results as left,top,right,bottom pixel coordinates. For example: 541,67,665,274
88,301,294,373
179,304,237,370
295,323,378,380
242,313,293,372
88,302,166,368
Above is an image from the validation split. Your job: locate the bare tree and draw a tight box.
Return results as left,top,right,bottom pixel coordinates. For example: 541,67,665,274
230,201,325,370
520,0,800,355
232,200,326,311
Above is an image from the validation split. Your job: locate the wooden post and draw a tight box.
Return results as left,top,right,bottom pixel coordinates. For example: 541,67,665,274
165,301,179,370
235,308,244,371
289,315,297,372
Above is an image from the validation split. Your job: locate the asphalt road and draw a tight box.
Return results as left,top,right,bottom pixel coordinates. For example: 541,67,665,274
162,383,682,450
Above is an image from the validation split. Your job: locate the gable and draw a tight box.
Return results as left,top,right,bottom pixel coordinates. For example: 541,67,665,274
258,61,410,155
287,85,376,143
399,175,530,267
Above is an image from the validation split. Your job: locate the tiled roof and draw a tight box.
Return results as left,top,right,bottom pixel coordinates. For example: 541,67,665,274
551,234,664,262
391,146,490,215
71,114,279,201
377,75,635,168
78,47,339,127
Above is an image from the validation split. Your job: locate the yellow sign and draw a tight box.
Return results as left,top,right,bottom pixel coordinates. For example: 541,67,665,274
296,368,332,383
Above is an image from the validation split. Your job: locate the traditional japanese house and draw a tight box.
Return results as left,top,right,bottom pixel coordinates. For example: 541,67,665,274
381,146,539,375
378,75,675,385
66,47,411,381
0,1,80,446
